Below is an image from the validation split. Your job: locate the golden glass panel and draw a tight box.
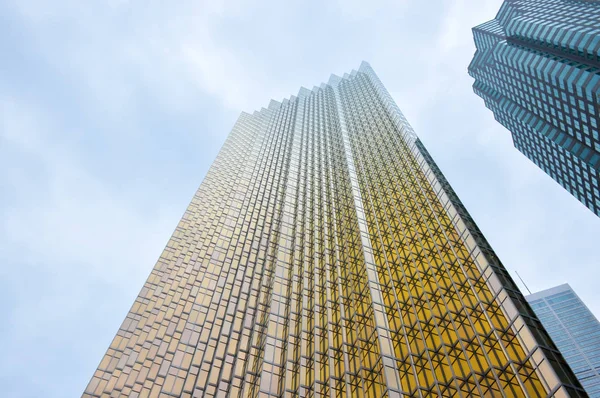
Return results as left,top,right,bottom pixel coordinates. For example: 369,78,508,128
83,64,584,398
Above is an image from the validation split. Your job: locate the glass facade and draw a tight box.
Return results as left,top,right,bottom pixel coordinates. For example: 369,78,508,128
84,62,585,397
468,0,600,217
527,284,600,397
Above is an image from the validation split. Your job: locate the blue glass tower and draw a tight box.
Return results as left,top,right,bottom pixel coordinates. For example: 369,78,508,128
469,0,600,216
527,284,600,397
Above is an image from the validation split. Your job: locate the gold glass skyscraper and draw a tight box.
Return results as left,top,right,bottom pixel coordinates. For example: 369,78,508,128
84,62,585,397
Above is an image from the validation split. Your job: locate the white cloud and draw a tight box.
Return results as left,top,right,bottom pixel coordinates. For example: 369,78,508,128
437,0,500,54
0,96,178,394
332,0,408,19
7,0,262,116
1,1,600,396
1,97,174,279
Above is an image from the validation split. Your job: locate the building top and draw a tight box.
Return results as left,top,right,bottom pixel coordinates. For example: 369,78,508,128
525,283,573,302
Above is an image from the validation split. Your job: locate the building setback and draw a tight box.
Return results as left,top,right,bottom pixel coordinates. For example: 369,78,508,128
469,0,600,216
84,62,585,397
527,284,600,397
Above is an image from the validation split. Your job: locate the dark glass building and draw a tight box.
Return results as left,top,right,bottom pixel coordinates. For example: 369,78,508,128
469,0,600,216
527,284,600,397
84,63,585,397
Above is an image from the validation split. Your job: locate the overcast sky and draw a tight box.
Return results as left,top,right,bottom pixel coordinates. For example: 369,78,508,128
1,1,599,396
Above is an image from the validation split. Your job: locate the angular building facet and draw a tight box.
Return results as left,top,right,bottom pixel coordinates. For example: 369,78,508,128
84,62,585,397
527,284,600,397
468,0,600,216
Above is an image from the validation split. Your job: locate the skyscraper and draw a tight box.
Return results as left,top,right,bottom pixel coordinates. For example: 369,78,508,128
527,284,600,397
468,0,600,216
84,62,585,397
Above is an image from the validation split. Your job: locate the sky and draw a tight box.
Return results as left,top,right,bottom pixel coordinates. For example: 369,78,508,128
1,1,599,396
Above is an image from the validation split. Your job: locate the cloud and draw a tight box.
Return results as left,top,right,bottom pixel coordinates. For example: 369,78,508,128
1,1,600,397
6,0,262,116
1,96,171,273
332,0,408,19
436,0,500,54
0,95,178,395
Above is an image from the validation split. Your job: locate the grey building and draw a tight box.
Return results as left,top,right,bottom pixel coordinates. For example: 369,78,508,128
527,284,600,397
469,0,600,216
